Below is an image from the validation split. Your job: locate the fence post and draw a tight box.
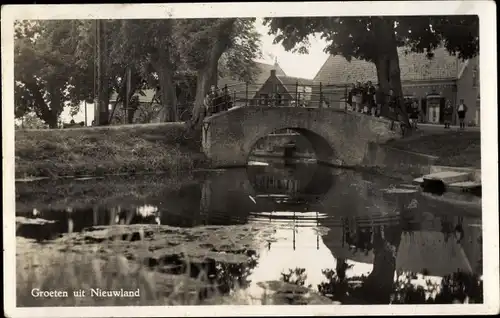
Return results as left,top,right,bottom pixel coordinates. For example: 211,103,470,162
319,82,323,108
295,81,299,107
245,82,249,107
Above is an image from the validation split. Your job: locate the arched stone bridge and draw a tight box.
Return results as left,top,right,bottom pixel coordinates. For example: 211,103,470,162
202,106,400,167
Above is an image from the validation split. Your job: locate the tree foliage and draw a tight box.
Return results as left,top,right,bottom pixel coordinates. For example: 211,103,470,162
14,20,87,128
218,19,263,82
264,15,479,130
264,15,478,63
15,18,262,126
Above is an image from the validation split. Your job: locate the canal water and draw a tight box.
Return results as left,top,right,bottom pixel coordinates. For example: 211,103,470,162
15,161,483,304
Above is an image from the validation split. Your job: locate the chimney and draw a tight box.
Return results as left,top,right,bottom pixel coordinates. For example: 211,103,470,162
270,69,276,77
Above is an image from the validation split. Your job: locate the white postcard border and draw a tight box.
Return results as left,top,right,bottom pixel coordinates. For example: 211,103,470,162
2,1,498,316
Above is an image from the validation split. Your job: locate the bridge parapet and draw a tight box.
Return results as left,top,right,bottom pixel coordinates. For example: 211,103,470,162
202,106,400,168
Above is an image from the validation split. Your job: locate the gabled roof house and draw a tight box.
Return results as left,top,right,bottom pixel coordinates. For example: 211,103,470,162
312,47,480,125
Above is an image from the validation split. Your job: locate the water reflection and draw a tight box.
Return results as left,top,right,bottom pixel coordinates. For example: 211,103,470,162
16,161,482,304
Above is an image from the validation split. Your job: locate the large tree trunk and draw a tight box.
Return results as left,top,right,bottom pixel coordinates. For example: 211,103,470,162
362,225,403,304
189,18,237,130
151,48,177,123
375,57,391,117
157,65,178,122
372,17,411,130
25,82,60,128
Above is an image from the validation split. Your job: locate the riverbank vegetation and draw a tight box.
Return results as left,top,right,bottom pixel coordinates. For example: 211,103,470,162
14,123,205,179
387,131,481,168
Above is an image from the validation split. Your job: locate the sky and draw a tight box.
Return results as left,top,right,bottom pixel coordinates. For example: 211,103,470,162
253,18,329,79
61,19,330,125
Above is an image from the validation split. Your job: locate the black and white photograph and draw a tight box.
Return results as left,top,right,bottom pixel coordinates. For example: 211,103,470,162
2,1,498,317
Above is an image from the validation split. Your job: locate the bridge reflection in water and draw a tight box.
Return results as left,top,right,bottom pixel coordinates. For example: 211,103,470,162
17,161,482,301
197,162,482,299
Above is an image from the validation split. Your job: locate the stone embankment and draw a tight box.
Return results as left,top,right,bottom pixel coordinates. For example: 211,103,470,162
414,166,481,196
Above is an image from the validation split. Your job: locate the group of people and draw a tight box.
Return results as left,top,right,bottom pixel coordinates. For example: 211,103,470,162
347,80,470,130
203,85,233,116
347,81,381,116
347,81,399,117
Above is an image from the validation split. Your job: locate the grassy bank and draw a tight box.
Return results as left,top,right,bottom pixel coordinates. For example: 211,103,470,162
386,131,481,168
15,123,205,178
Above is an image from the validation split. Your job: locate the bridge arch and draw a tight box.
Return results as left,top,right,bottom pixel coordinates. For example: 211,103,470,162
202,106,399,168
246,126,336,165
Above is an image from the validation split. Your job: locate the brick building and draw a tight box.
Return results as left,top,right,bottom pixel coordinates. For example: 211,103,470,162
312,47,480,126
217,61,288,106
251,69,314,107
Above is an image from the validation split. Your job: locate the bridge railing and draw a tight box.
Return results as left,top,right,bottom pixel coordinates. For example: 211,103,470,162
206,82,352,116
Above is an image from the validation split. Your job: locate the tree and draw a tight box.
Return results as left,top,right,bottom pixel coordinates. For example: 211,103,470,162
179,18,265,129
114,19,184,123
217,20,262,83
73,19,146,125
14,20,87,128
264,15,479,130
15,18,263,127
114,18,262,124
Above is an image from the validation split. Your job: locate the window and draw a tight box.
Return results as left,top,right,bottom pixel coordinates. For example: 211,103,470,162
472,68,478,88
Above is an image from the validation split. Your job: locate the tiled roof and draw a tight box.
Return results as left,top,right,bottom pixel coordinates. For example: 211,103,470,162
218,61,287,99
277,75,314,87
313,47,467,85
276,75,314,98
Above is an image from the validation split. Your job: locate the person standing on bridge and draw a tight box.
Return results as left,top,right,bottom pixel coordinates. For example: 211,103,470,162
366,81,377,116
354,81,363,112
347,84,355,111
362,82,370,114
220,86,228,112
388,89,398,119
204,85,219,116
375,84,385,117
350,82,360,112
214,86,225,114
221,87,233,111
